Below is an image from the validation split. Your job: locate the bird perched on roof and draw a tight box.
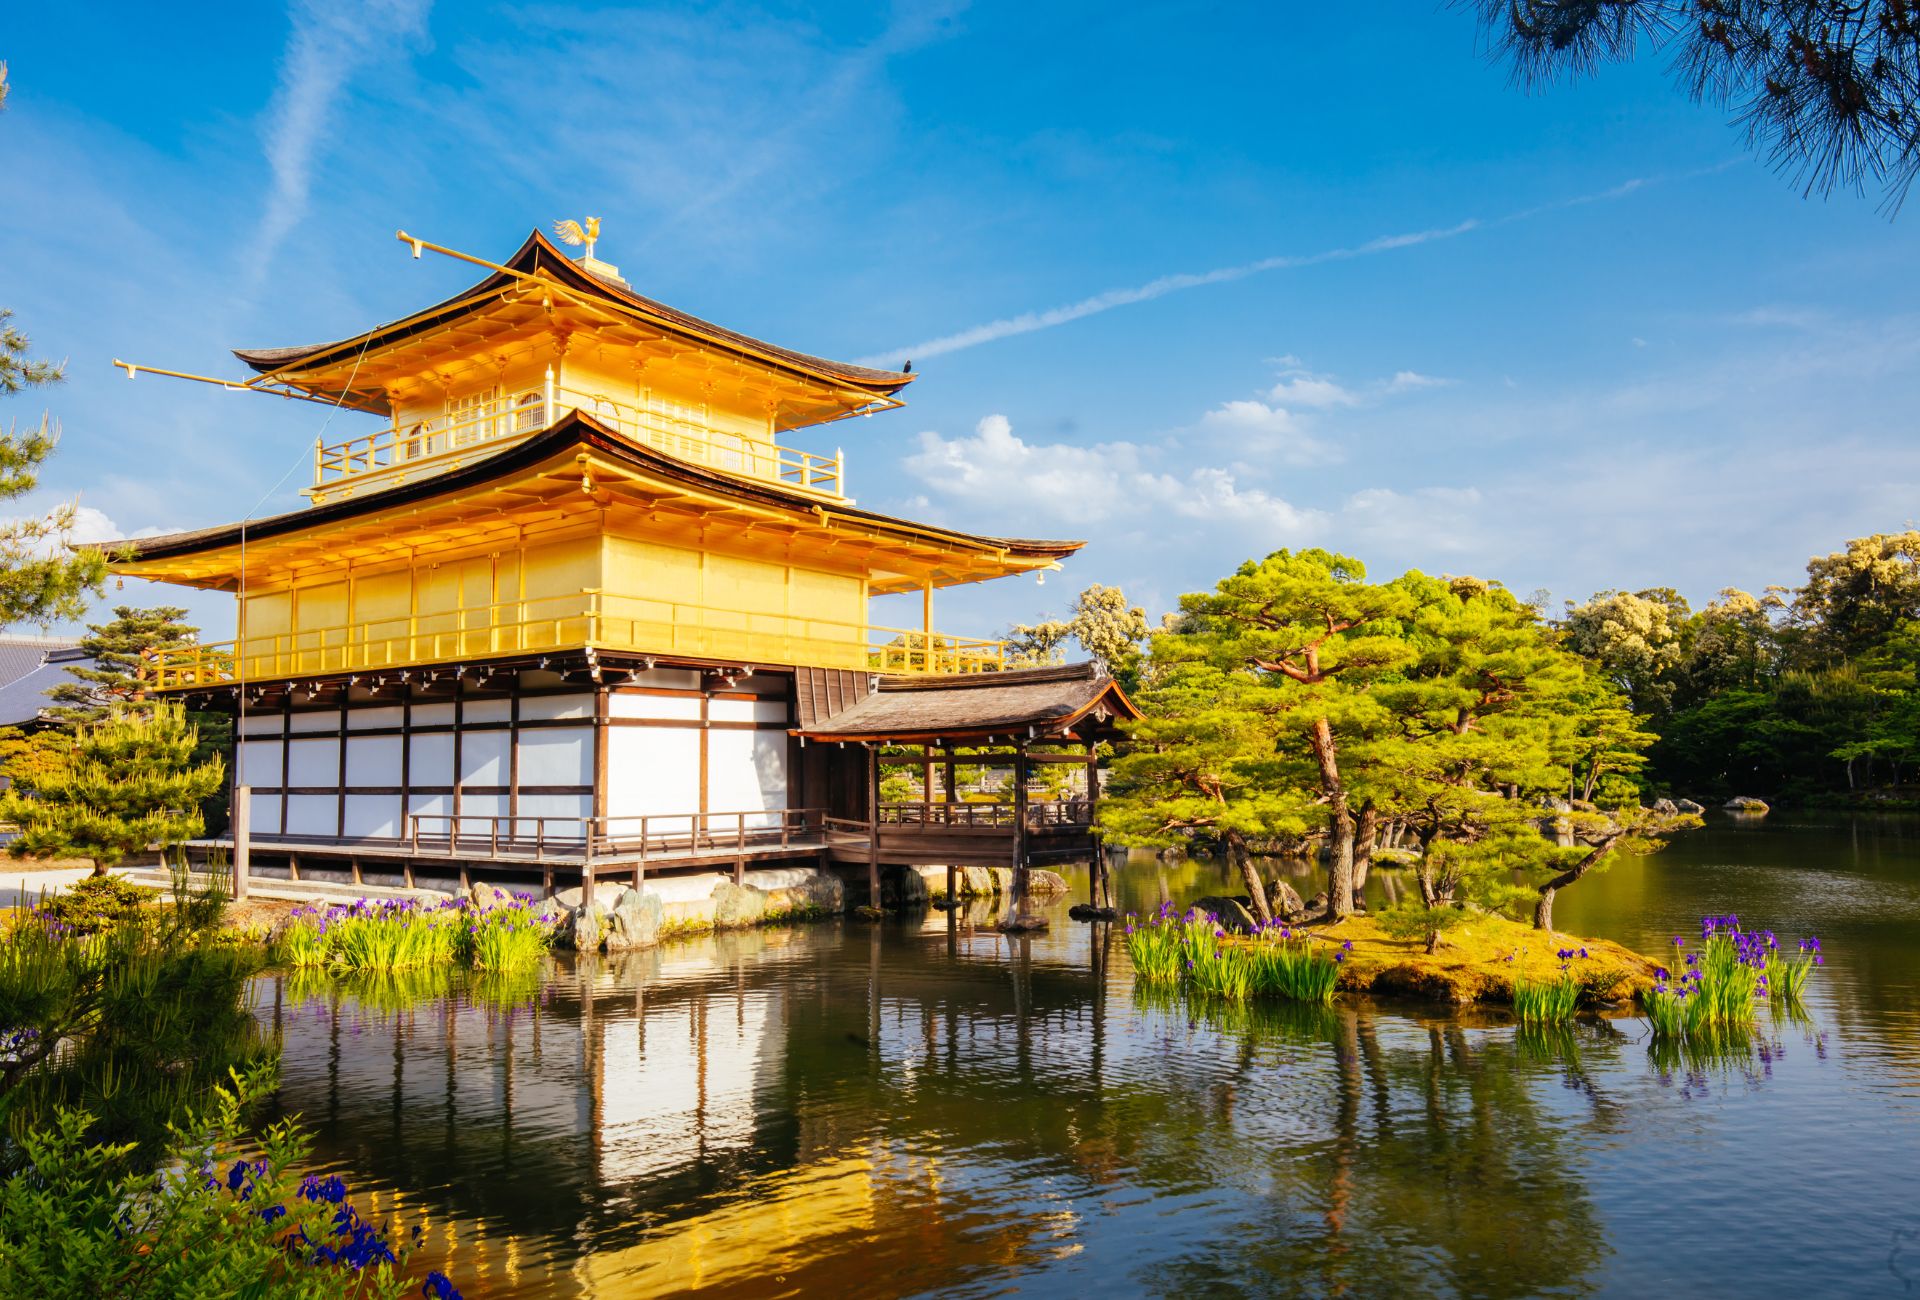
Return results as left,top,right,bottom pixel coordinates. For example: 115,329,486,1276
553,216,601,260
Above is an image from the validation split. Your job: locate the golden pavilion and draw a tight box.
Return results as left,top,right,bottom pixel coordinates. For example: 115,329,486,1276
113,228,1135,907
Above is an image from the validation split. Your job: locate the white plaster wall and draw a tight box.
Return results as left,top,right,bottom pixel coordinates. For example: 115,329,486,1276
237,739,282,788
286,738,339,787
346,705,405,731
609,692,701,721
516,727,592,786
284,794,337,836
706,729,787,826
518,692,593,721
343,795,401,839
409,733,454,787
344,736,402,787
238,714,283,737
605,727,700,826
460,731,510,785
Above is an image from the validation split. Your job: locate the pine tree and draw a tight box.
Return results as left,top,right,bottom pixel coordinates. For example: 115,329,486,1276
0,702,225,874
43,606,200,727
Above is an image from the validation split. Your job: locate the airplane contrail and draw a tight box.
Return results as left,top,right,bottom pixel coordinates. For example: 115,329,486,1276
856,164,1736,369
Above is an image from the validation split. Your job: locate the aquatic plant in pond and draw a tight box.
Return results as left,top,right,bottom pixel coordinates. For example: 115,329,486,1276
462,900,554,971
1123,904,1340,1003
1512,947,1589,1023
1245,926,1341,1004
1641,915,1825,1041
279,893,560,973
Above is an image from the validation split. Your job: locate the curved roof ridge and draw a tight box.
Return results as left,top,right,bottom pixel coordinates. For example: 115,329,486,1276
234,229,913,394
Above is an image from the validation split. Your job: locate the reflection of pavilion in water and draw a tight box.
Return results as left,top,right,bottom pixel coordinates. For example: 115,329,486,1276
262,913,1124,1295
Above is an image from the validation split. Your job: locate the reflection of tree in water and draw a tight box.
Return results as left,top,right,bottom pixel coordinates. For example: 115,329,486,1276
1130,1007,1617,1299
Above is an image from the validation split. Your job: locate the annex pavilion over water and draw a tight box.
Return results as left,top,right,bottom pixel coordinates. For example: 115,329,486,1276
110,227,1137,907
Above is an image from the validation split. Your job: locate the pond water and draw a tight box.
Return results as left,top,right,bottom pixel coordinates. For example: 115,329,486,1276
259,813,1920,1297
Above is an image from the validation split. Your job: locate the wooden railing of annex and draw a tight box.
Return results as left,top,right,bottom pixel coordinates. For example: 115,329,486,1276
403,808,829,863
142,589,1005,689
308,376,845,503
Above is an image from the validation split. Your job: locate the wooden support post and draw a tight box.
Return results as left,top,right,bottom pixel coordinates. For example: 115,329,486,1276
946,863,956,905
1087,741,1104,909
582,863,596,908
232,785,251,902
397,860,409,889
458,861,471,892
351,857,364,886
286,852,299,883
1010,741,1030,919
866,744,881,909
542,865,555,899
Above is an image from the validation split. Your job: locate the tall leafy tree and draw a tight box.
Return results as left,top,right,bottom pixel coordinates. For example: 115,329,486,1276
1462,1,1920,210
1006,583,1152,689
0,702,225,874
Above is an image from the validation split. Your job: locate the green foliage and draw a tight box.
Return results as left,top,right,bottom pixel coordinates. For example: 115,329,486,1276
1556,531,1920,800
0,880,270,1162
1006,582,1152,687
1105,552,1687,930
1511,974,1580,1024
0,1068,420,1299
1376,900,1474,954
28,873,156,936
0,701,225,868
1462,1,1920,211
43,605,208,728
279,896,560,973
1122,905,1340,1003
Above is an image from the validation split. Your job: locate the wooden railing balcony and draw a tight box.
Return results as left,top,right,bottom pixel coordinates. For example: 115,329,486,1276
142,590,1005,690
307,373,845,504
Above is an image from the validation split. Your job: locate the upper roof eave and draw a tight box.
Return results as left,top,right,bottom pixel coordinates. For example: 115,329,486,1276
104,410,1084,569
232,230,914,397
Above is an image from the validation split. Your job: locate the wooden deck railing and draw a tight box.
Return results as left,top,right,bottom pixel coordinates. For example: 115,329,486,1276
143,590,1005,689
309,377,845,503
875,800,1095,829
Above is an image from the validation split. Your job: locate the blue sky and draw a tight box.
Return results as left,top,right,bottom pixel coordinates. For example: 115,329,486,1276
3,1,1917,643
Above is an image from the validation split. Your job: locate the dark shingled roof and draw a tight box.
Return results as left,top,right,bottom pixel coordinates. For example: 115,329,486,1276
234,229,913,397
795,661,1138,743
0,644,93,728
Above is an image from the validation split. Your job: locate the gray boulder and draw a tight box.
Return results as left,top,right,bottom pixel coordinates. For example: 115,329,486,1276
605,892,663,951
1028,869,1069,896
1651,798,1679,815
469,883,514,910
1192,895,1258,934
710,881,770,929
567,902,608,952
1676,798,1706,816
1725,796,1771,814
1266,879,1307,920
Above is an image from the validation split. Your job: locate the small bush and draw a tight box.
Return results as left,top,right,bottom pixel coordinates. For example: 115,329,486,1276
31,873,157,936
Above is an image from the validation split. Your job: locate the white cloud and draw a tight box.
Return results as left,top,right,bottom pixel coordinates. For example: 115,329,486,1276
900,414,1323,539
855,169,1718,368
1266,371,1359,409
1385,370,1451,393
245,0,433,284
1340,486,1485,556
1192,399,1338,466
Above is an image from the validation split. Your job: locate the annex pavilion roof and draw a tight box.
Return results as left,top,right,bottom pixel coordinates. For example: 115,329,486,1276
794,662,1139,745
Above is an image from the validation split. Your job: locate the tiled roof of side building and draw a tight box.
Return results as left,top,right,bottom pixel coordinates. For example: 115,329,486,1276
0,646,94,729
794,662,1139,744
